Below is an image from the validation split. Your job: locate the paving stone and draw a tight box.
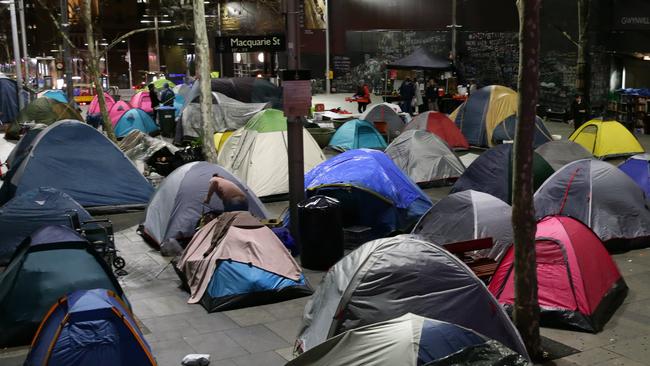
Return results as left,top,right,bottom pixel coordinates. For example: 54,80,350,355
150,338,195,366
142,295,196,317
259,297,309,320
605,357,648,366
184,331,249,360
182,312,240,334
223,306,278,327
225,325,291,353
264,316,302,343
275,347,295,361
142,314,201,342
230,351,288,366
602,335,650,365
562,347,621,365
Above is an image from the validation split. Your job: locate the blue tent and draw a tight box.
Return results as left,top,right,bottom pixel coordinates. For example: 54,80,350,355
25,289,155,366
0,187,92,266
174,94,184,117
114,108,159,138
619,154,650,196
304,149,432,238
0,76,19,125
41,90,68,103
0,226,125,347
0,120,154,209
328,119,387,152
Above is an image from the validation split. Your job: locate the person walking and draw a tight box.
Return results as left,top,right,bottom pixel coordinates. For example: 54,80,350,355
399,78,415,115
147,83,160,121
160,83,175,107
204,174,249,212
569,94,589,130
414,79,424,114
354,81,371,113
425,79,438,112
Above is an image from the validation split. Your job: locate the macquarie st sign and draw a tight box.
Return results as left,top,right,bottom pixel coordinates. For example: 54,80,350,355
614,0,650,30
216,34,286,53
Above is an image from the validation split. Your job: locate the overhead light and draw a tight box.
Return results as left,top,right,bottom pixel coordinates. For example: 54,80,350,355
72,76,82,80
140,20,152,23
257,52,264,63
159,20,172,23
235,53,242,62
644,56,650,61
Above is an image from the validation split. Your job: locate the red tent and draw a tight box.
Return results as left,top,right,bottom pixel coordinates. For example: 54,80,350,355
488,216,628,333
88,92,116,115
404,111,469,150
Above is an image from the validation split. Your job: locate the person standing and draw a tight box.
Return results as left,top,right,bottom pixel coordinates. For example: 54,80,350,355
354,81,371,113
425,79,438,112
399,78,415,115
570,94,589,130
160,83,175,107
147,83,160,121
204,174,249,212
414,79,423,114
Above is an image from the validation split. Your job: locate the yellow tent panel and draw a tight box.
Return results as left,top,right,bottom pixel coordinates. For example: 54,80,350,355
213,130,234,152
569,119,644,158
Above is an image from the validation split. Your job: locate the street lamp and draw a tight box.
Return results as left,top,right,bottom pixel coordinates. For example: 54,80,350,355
1,0,25,108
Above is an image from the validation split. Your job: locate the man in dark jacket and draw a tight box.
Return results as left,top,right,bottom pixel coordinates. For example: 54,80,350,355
160,83,175,107
147,83,160,121
399,78,415,115
570,94,589,130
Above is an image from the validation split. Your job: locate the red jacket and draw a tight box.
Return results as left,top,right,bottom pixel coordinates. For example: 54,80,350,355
355,85,371,103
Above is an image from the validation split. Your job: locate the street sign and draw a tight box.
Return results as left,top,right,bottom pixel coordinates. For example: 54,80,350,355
283,80,312,118
216,34,286,53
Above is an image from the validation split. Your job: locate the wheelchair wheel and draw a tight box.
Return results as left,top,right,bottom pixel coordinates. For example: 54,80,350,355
113,256,126,269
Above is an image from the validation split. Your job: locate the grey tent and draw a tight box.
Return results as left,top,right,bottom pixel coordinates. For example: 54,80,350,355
386,48,454,70
118,130,179,174
360,103,405,139
385,130,464,186
177,92,268,143
412,190,513,259
535,140,592,170
296,234,528,358
535,159,650,249
140,161,269,255
184,77,282,109
289,313,528,366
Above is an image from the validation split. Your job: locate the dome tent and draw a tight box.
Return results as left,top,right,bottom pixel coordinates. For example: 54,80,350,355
413,190,513,260
175,212,311,312
327,119,387,151
296,235,528,358
489,216,628,333
0,120,154,210
360,103,405,139
535,159,650,250
304,149,432,239
289,313,527,366
218,109,325,198
619,154,650,196
450,85,550,147
5,97,82,140
140,161,269,255
569,119,644,159
114,108,159,138
404,110,469,150
184,77,282,109
0,187,92,266
130,92,153,113
450,143,554,204
86,92,116,127
0,226,125,347
385,129,464,186
535,140,592,170
109,100,132,126
25,289,155,366
40,90,68,103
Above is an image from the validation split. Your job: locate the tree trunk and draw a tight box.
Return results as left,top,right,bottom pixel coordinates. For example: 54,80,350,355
513,0,542,361
576,0,591,103
193,0,218,162
82,0,116,142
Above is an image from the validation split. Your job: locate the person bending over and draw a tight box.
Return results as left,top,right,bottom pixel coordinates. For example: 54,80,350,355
204,174,249,212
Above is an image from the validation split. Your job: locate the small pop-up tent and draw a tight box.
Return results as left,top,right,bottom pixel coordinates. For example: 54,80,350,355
40,90,68,103
360,103,405,139
130,92,153,113
109,100,132,126
413,190,513,259
140,161,268,254
5,98,82,140
450,85,551,147
114,108,159,138
4,125,45,168
328,119,387,151
451,143,554,204
218,109,325,198
403,111,469,150
489,216,628,333
619,154,650,196
304,149,432,238
385,129,465,186
0,76,19,125
0,226,125,347
175,212,312,312
535,140,592,170
0,120,154,210
24,289,155,366
0,187,92,266
295,235,528,358
569,119,644,159
535,159,650,250
86,92,117,127
289,313,527,366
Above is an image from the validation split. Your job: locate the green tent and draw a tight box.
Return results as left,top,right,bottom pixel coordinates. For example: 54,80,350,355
151,78,176,90
5,97,82,140
245,108,287,132
0,226,125,347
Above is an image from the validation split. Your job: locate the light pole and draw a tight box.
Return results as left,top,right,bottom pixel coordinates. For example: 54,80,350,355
324,0,330,94
18,0,28,87
60,0,73,100
5,0,24,108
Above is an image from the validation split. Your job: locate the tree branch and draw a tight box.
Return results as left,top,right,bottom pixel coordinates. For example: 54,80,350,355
105,24,191,52
550,24,579,48
35,0,78,50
